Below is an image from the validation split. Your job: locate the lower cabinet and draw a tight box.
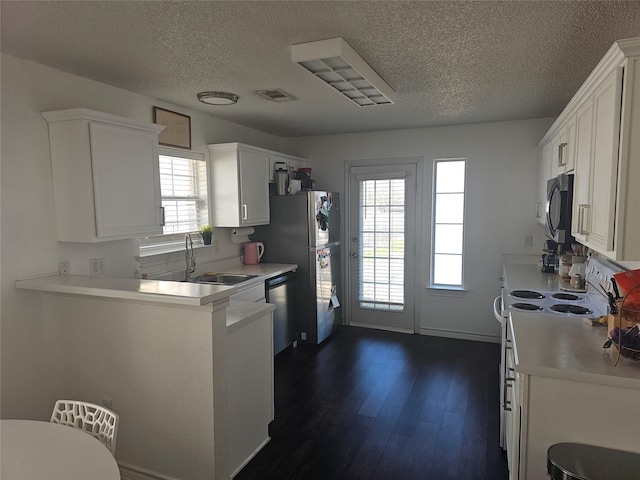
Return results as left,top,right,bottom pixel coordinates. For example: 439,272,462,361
504,324,521,480
516,375,640,480
226,301,275,478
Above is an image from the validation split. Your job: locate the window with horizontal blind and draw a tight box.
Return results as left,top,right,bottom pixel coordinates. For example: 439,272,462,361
359,176,405,311
139,148,209,256
431,158,466,287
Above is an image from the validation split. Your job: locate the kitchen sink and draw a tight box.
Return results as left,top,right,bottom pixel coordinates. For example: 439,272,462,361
188,273,258,285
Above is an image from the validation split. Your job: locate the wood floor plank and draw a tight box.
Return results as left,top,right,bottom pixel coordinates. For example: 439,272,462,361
234,326,508,480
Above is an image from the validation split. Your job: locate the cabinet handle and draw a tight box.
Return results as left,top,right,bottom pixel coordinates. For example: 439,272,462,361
503,383,513,411
558,142,567,167
578,204,590,235
160,207,165,226
242,204,248,220
536,201,542,218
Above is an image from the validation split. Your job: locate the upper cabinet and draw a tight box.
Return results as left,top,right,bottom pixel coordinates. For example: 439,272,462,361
208,143,308,227
573,68,622,253
538,37,640,261
536,142,552,225
42,108,165,243
208,143,271,227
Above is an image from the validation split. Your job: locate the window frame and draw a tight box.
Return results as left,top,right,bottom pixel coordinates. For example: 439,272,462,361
138,147,210,257
430,158,467,290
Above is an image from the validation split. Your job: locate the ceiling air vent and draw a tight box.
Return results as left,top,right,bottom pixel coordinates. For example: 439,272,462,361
255,89,298,102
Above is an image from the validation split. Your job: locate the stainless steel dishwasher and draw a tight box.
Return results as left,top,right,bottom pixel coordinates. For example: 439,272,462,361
266,271,296,355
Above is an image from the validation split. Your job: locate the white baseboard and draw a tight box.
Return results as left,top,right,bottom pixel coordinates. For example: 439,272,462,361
419,326,500,344
229,437,271,479
348,322,500,344
119,462,182,480
349,322,414,334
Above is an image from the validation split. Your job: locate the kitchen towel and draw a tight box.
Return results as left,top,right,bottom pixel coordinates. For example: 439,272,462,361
230,227,255,244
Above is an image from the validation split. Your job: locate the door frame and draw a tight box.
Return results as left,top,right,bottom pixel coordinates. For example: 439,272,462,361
343,157,424,333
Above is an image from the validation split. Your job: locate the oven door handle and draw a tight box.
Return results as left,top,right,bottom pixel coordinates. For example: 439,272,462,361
493,295,504,323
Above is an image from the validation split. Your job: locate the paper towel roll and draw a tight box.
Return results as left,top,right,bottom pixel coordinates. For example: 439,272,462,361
230,227,255,243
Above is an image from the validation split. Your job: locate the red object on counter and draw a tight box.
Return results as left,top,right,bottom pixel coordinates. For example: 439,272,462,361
613,269,640,296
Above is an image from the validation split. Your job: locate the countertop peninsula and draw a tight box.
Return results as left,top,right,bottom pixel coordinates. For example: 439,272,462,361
15,263,297,307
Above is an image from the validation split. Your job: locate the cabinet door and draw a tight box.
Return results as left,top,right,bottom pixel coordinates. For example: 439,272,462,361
238,149,270,225
550,128,567,177
537,143,552,224
587,68,622,253
572,100,593,243
90,123,162,238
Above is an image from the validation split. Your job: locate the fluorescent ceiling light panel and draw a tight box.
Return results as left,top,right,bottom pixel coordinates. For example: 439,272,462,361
291,37,396,107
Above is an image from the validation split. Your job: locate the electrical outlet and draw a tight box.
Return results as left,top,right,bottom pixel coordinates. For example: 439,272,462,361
58,261,70,274
524,235,533,248
101,398,112,410
301,332,307,341
90,258,105,276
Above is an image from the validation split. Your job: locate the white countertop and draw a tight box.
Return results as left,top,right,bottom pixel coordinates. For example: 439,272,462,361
226,301,276,332
15,263,297,307
503,262,564,292
504,263,640,389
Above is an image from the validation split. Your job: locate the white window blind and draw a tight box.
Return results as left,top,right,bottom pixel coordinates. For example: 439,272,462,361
431,159,466,287
159,149,208,233
359,177,405,311
139,148,209,256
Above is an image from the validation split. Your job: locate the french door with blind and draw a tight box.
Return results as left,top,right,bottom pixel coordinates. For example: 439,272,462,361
347,163,417,333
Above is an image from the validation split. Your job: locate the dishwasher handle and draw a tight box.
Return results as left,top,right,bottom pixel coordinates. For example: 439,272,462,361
266,271,296,289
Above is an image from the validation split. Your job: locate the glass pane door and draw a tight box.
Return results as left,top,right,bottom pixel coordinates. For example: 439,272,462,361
359,178,405,311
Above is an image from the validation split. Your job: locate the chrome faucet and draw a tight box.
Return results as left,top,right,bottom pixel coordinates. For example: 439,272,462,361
185,233,196,281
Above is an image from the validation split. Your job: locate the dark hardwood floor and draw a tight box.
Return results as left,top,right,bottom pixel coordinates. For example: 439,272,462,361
235,326,508,480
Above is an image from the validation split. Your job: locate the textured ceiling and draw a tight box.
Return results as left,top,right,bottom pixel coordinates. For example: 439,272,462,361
2,1,640,137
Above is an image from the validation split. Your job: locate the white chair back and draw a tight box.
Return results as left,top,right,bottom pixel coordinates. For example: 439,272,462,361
50,399,119,455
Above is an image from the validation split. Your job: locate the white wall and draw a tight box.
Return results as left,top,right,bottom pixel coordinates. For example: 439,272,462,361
0,53,288,419
1,51,553,422
284,119,552,341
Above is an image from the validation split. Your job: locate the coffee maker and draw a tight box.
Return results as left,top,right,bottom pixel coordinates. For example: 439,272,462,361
541,239,558,273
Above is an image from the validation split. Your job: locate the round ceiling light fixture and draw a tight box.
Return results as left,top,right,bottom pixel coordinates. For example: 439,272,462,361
197,91,239,105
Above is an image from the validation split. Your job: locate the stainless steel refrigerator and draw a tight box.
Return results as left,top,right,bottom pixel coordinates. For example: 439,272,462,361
254,191,342,345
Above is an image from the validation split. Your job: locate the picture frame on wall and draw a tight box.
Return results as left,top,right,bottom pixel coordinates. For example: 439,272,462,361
153,107,191,149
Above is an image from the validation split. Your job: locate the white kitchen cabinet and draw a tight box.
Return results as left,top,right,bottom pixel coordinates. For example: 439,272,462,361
504,322,520,480
268,151,308,182
540,38,640,260
226,301,275,478
42,108,165,242
208,143,270,227
572,68,622,253
516,374,640,480
536,142,553,224
571,100,594,244
550,116,575,178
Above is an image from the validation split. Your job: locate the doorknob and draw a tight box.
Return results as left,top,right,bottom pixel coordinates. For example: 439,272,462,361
350,252,359,259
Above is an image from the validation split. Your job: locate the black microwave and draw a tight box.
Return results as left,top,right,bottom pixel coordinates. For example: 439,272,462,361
546,174,574,249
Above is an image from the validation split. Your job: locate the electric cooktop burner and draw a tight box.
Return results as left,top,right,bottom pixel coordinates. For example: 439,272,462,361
510,290,545,300
549,304,593,315
551,293,581,301
512,302,545,311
